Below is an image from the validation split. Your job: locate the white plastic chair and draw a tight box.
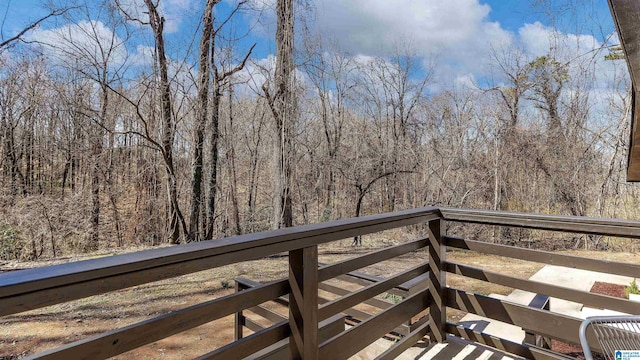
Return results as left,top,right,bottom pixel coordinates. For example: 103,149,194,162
580,316,640,360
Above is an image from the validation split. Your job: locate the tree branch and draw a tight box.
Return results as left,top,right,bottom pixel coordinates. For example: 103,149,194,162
0,7,76,50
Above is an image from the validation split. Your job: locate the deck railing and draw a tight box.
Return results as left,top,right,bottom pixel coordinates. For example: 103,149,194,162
2,207,640,359
440,208,640,359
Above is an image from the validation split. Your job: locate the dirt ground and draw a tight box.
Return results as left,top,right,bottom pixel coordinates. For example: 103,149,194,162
1,238,638,359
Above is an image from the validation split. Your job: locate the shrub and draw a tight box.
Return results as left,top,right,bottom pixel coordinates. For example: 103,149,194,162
383,293,403,304
626,279,640,298
0,223,23,260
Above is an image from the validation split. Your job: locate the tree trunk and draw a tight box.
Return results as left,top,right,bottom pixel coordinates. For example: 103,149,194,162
89,140,100,251
189,0,214,242
270,0,295,229
144,0,186,244
227,87,242,235
205,82,221,240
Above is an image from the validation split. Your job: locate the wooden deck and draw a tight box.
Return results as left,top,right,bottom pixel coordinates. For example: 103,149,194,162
417,337,526,360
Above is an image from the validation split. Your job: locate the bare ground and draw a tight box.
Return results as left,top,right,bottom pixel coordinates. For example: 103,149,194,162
1,241,637,359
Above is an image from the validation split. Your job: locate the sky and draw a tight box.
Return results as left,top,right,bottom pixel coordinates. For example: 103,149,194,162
0,0,623,90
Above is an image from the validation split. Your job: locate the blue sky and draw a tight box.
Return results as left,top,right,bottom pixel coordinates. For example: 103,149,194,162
0,0,619,88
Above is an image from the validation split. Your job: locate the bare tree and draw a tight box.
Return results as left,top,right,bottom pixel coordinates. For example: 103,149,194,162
302,39,354,220
188,0,215,242
264,0,295,229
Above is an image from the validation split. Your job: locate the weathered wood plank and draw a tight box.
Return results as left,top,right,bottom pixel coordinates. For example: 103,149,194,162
29,280,289,360
319,288,431,360
446,261,640,315
440,208,640,238
446,237,640,279
317,237,428,282
319,263,428,321
197,321,289,360
446,288,601,351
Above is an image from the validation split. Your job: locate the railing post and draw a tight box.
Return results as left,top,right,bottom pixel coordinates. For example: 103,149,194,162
428,217,446,343
234,280,243,341
289,245,319,360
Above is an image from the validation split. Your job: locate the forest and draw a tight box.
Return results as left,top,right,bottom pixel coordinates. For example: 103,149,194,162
0,0,636,260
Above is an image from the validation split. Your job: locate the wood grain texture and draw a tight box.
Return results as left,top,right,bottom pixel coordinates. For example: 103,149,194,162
446,236,640,279
288,246,319,360
31,280,288,360
441,207,640,238
446,288,601,351
319,288,431,360
446,261,640,315
428,218,446,343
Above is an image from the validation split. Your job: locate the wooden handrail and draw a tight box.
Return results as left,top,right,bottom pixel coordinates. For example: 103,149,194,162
441,207,640,238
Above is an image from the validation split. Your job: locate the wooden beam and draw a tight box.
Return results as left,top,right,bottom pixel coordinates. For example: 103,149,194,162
319,288,431,359
197,321,289,360
318,263,428,320
445,261,640,315
446,288,601,351
247,314,344,360
441,207,640,238
446,323,573,360
0,207,440,316
30,280,289,360
318,283,393,310
446,236,640,279
317,237,428,282
428,218,446,343
288,246,319,360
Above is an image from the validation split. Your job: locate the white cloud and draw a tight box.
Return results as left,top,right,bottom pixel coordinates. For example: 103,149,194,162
315,0,488,52
311,0,513,83
27,20,163,75
518,21,600,61
232,54,314,98
129,44,155,66
116,0,195,33
28,20,128,70
453,73,477,90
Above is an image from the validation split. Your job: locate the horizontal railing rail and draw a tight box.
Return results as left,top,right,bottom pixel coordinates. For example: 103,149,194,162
441,207,640,238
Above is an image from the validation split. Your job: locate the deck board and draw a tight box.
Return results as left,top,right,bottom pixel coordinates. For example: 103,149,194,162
415,338,524,360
